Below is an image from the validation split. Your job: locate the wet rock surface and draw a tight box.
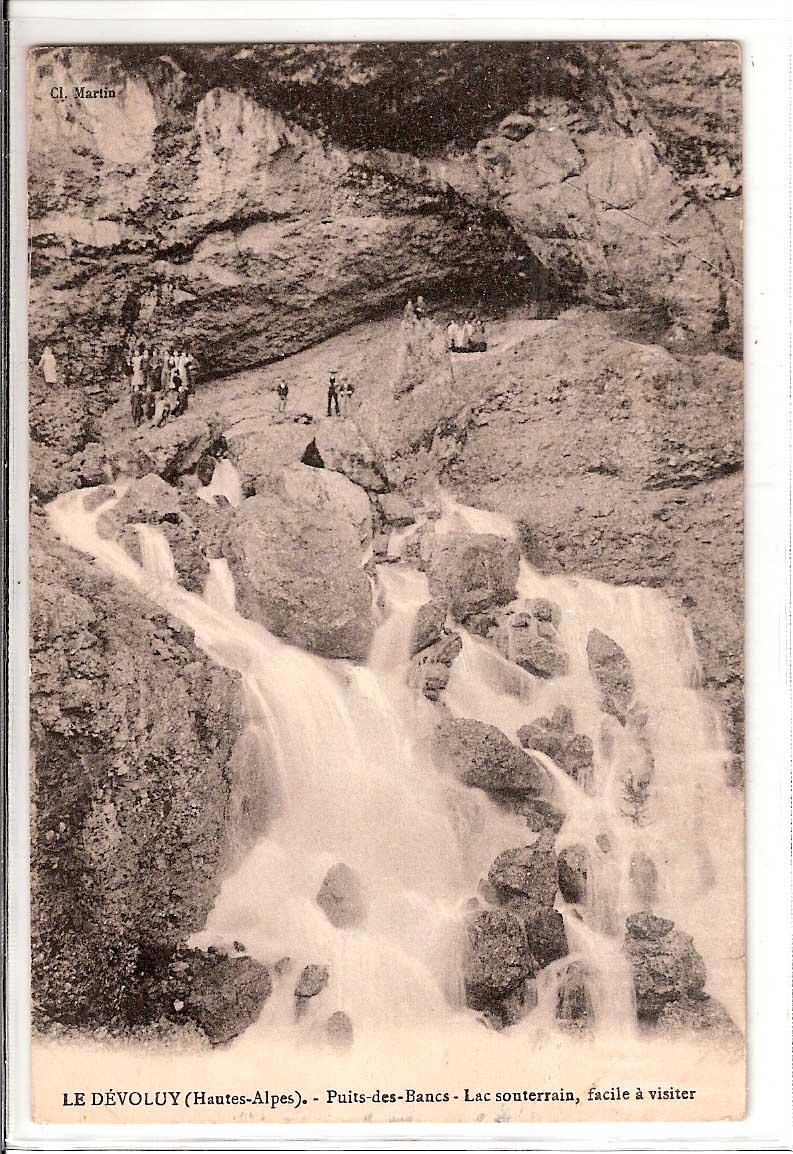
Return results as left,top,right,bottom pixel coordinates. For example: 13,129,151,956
410,599,448,656
586,629,635,724
463,909,536,1011
624,912,707,1023
410,632,463,701
432,718,549,796
487,832,560,913
518,705,595,784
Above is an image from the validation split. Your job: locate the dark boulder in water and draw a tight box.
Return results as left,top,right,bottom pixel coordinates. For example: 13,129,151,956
624,913,707,1022
518,708,594,783
525,908,568,969
316,863,368,929
432,717,549,796
463,908,536,1010
295,963,330,999
558,844,589,905
487,831,559,913
223,488,375,660
152,948,272,1047
586,629,634,724
410,632,462,701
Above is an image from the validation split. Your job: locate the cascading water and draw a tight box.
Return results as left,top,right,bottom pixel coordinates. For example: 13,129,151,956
437,495,744,1029
46,467,743,1056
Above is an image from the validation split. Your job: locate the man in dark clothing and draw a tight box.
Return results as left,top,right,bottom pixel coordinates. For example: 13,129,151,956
130,384,143,427
327,371,340,417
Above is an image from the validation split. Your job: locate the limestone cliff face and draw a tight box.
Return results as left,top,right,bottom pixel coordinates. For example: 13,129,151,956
28,42,739,413
29,510,245,1031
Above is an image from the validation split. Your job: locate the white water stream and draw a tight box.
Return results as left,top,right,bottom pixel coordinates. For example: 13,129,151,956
46,470,744,1051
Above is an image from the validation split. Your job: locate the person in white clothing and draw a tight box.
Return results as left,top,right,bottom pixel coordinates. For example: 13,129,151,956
37,345,58,384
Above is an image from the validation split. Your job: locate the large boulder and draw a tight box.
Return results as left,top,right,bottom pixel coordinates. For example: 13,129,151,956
314,418,389,493
431,718,548,796
624,912,707,1022
463,908,536,1010
223,489,374,660
487,832,559,913
104,415,223,483
587,629,635,724
316,863,368,929
426,532,520,622
166,950,272,1046
495,598,569,679
279,464,372,547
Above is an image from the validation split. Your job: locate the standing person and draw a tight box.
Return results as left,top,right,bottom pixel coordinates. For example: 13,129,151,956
177,373,190,415
130,381,143,427
277,380,289,414
341,379,355,413
147,347,162,391
460,316,473,353
130,345,146,390
143,383,156,421
37,344,58,384
183,351,197,395
327,371,340,417
161,348,174,392
471,314,487,352
446,320,460,352
166,368,181,419
415,295,427,320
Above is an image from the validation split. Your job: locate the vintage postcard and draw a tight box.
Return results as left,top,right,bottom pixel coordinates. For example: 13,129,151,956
24,40,745,1125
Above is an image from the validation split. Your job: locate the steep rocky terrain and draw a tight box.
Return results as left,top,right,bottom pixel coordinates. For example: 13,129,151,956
27,42,743,1043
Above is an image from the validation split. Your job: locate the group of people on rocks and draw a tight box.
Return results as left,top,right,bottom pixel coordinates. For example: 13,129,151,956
446,313,487,353
326,370,355,417
403,296,488,353
126,341,198,428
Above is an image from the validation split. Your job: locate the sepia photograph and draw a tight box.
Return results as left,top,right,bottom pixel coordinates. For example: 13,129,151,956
24,38,746,1124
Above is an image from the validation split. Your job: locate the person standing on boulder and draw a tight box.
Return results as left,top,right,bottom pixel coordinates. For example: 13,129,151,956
327,371,340,417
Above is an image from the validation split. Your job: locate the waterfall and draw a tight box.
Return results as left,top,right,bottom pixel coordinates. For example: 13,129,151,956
46,478,743,1051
